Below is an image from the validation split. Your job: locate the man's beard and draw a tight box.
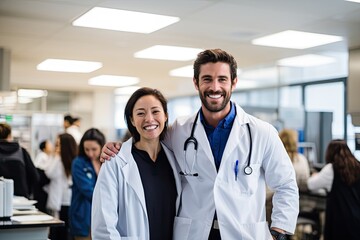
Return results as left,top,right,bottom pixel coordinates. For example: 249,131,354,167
199,90,230,113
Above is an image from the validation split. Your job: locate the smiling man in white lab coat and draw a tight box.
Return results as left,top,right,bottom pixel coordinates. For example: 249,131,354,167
100,49,299,240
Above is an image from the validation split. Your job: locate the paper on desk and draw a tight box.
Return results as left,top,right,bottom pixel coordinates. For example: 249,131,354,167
13,209,39,215
11,214,53,222
13,196,37,210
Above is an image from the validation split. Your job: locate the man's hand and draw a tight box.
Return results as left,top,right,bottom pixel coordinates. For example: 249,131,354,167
100,142,122,162
270,227,287,240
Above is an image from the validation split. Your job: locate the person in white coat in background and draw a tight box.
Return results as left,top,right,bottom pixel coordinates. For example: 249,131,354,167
92,87,181,240
34,139,54,170
46,133,78,240
100,49,299,240
64,114,82,145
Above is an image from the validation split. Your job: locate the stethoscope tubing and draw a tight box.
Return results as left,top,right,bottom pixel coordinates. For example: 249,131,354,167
182,111,253,176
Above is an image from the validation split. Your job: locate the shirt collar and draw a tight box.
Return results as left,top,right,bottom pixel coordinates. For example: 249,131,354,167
199,101,236,129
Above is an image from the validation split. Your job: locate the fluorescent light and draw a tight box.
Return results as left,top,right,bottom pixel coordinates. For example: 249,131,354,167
73,7,179,34
18,89,48,98
37,59,102,73
135,45,203,61
114,86,141,95
170,65,193,77
278,54,336,67
88,75,139,87
346,0,360,3
252,30,343,49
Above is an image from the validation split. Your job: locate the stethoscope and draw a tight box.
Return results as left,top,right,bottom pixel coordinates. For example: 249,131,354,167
179,111,253,177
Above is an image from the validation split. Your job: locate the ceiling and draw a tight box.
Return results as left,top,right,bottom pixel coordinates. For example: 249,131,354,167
1,0,360,98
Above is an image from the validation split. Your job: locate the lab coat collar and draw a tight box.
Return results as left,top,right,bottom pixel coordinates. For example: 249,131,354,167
220,104,251,162
192,112,218,174
118,138,148,217
161,142,182,215
118,138,182,216
234,103,250,125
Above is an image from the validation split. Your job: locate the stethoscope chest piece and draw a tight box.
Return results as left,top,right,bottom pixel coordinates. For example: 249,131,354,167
244,166,252,175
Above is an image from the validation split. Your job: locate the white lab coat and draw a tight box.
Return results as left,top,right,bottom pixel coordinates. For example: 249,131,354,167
169,104,299,240
45,155,72,211
92,139,181,240
66,125,82,145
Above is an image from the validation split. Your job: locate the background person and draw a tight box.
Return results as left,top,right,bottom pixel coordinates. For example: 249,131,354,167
34,139,54,170
33,139,54,213
64,114,82,144
46,133,78,240
92,88,181,240
279,128,310,189
100,49,299,240
307,139,360,240
70,128,105,240
0,122,39,198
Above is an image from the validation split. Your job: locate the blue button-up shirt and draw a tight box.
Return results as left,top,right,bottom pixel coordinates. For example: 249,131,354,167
200,102,236,171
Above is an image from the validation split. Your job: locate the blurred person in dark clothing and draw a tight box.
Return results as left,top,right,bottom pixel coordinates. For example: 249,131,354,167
307,139,360,240
0,122,39,198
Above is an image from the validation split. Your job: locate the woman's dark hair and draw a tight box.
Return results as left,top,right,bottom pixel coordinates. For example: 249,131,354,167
124,87,168,142
39,140,47,151
64,114,74,125
0,123,12,140
58,133,78,178
78,128,106,158
325,139,360,185
193,49,238,86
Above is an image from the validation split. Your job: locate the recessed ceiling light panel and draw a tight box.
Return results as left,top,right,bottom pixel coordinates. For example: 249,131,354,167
18,89,48,98
73,7,179,34
37,59,102,73
252,30,343,49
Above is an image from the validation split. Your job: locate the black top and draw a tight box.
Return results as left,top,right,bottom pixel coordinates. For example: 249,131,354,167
0,141,39,198
132,145,177,240
324,169,360,240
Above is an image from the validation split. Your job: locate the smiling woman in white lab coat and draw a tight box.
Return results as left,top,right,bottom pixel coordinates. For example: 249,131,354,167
91,88,181,240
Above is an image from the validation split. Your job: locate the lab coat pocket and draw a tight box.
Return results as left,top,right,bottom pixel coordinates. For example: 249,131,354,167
239,221,273,240
121,237,139,240
233,163,261,195
173,216,192,240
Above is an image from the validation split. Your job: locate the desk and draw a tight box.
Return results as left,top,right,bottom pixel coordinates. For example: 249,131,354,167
298,190,327,239
0,211,64,240
300,190,327,214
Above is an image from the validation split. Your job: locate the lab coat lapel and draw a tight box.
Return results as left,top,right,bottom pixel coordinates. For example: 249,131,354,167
193,114,216,168
162,143,182,215
221,105,249,163
119,140,147,216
